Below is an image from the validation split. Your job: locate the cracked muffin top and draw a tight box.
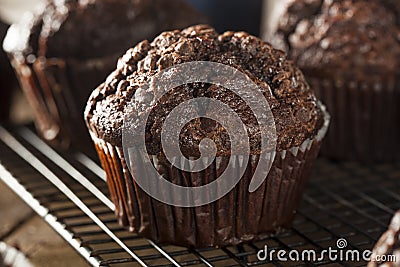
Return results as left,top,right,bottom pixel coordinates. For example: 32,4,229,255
85,25,325,156
269,0,400,79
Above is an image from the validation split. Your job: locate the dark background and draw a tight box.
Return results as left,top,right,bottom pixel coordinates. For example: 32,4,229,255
185,0,264,36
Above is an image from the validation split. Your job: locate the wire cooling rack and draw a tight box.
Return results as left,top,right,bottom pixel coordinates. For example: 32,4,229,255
0,125,399,267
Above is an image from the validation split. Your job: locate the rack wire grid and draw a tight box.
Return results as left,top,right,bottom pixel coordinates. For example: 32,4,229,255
0,125,399,267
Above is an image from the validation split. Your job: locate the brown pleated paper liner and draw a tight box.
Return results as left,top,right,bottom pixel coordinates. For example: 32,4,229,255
308,76,400,162
7,53,116,153
90,104,329,248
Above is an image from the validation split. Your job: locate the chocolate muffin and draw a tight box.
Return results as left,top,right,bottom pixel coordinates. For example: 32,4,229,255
85,25,330,247
266,0,400,162
369,211,400,266
85,25,329,247
3,0,206,150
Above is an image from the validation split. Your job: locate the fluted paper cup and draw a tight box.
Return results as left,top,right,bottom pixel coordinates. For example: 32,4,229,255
308,76,400,162
89,102,329,248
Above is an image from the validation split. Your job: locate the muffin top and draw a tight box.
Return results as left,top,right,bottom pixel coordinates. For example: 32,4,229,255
85,25,325,156
3,0,206,60
270,0,400,79
370,210,400,266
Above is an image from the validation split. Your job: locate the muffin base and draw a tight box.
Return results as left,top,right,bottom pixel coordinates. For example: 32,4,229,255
90,104,329,248
309,77,400,163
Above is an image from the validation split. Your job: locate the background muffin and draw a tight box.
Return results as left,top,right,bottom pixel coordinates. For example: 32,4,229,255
85,25,329,247
3,0,206,151
266,0,400,162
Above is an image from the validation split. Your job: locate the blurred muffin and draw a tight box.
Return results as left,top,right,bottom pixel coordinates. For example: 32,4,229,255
85,25,329,247
3,0,206,150
267,0,400,162
369,210,400,266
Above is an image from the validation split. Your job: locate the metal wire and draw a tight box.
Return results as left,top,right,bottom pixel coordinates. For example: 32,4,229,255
19,128,115,211
0,126,148,267
0,125,399,267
